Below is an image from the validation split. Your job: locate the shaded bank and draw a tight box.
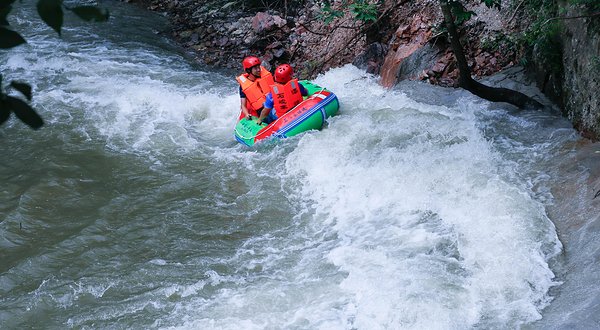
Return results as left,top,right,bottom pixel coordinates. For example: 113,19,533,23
533,141,600,329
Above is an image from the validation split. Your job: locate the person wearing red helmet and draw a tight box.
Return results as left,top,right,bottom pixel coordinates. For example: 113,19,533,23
256,64,307,124
236,56,275,120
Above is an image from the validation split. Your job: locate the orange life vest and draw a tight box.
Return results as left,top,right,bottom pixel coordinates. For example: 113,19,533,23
236,66,274,116
270,79,304,118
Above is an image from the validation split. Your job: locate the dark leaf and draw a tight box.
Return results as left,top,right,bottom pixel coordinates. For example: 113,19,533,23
482,0,501,10
450,1,476,24
0,26,26,48
37,0,63,36
0,101,11,125
7,96,43,129
69,6,109,22
0,3,13,26
10,81,32,100
0,0,17,7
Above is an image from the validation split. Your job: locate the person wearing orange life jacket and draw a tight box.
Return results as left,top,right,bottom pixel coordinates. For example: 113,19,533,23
256,64,308,124
236,56,275,120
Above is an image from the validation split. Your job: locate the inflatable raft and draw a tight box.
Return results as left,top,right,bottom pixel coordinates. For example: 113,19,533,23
234,80,339,146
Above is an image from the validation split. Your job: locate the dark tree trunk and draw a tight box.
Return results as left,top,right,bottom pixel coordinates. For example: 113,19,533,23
439,0,544,109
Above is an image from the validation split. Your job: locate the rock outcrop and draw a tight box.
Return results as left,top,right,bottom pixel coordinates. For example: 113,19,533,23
560,9,600,139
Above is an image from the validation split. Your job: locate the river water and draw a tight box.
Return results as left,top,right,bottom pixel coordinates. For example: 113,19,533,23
1,1,599,329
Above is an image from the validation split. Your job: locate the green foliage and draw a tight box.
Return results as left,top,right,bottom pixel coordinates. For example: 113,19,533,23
349,0,379,23
513,0,565,75
0,0,108,129
318,1,344,24
482,0,501,10
431,20,447,36
318,0,380,24
449,1,476,25
520,18,563,74
567,0,600,11
480,33,518,54
299,59,320,79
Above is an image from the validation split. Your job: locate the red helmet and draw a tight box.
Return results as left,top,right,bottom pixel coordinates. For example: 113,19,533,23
242,56,261,70
274,64,293,83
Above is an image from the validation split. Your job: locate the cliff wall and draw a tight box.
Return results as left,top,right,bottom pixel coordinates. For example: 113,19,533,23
560,5,599,139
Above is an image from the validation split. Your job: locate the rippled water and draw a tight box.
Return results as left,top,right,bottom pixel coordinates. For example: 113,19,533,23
1,1,599,329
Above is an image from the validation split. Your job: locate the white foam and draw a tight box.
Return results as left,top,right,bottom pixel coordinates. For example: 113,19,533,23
280,66,561,328
3,16,240,155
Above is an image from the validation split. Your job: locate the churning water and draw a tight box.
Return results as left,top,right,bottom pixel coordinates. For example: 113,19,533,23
1,1,599,329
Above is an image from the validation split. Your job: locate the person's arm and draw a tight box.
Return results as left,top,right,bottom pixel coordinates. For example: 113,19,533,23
257,107,271,124
257,93,274,124
239,86,251,119
240,98,251,119
299,83,308,96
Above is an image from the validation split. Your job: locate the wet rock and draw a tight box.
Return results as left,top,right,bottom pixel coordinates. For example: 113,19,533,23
475,52,489,68
179,30,192,38
380,15,433,87
353,42,387,75
266,41,282,49
217,36,229,47
396,43,445,83
272,48,286,58
431,61,447,74
243,35,256,45
262,52,274,64
251,12,286,34
439,77,456,87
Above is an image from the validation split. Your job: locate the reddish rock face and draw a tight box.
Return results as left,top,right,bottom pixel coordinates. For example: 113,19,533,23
379,16,432,87
251,12,286,34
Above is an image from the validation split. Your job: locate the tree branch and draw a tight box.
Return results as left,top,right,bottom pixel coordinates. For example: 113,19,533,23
508,0,526,23
439,0,543,110
543,12,600,26
296,22,328,36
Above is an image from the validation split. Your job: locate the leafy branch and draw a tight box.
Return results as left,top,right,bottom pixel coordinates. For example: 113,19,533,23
317,0,380,24
1,0,109,129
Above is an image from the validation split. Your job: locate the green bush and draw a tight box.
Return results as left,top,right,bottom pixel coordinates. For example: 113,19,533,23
317,0,380,24
514,0,564,74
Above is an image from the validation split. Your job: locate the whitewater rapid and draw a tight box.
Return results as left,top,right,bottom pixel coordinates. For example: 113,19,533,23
2,1,598,329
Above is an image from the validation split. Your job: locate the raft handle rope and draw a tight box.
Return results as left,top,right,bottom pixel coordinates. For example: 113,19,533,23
234,88,327,140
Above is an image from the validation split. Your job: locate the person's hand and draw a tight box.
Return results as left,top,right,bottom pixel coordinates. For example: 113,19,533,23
255,118,262,124
241,107,251,120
